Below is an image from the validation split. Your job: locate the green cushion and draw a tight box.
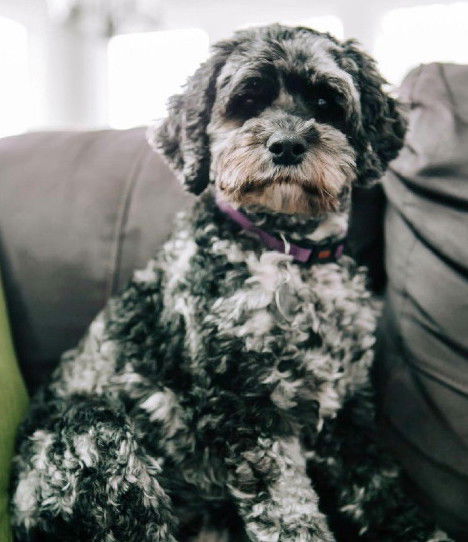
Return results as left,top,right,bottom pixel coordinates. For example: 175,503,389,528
0,274,28,542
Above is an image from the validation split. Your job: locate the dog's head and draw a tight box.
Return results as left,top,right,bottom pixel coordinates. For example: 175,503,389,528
150,24,406,215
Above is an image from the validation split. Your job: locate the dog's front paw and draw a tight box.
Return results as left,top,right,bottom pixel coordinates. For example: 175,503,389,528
244,523,334,542
304,525,335,542
427,529,455,542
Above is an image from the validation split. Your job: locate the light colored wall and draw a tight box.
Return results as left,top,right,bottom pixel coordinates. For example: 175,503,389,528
0,0,462,129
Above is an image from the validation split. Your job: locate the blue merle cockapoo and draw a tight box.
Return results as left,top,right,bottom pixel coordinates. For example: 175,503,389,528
11,24,451,542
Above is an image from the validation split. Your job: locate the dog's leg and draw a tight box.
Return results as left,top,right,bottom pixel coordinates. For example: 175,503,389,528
307,389,453,542
226,435,334,542
11,393,176,542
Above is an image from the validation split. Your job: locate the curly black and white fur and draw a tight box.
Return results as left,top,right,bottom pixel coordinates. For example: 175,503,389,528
11,25,451,542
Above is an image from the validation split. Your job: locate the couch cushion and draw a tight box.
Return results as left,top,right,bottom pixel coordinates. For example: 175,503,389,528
375,63,468,538
0,128,193,393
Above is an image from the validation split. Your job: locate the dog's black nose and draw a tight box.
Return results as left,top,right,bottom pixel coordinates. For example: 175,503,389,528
267,134,307,165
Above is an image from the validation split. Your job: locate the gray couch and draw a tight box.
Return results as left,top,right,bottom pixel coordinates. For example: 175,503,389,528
0,63,467,539
374,63,468,540
0,127,193,392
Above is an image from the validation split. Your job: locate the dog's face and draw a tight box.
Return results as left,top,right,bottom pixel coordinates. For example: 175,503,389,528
151,24,406,216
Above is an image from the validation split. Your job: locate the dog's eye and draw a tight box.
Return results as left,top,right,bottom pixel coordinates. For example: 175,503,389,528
241,78,265,101
245,78,262,91
311,92,331,109
308,83,336,110
308,87,347,130
227,78,276,119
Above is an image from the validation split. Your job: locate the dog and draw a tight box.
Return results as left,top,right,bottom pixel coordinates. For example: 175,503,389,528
11,24,452,542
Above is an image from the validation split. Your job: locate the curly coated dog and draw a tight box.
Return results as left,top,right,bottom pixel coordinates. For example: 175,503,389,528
11,24,452,542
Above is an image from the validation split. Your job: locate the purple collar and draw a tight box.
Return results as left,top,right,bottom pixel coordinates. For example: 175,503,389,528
216,198,346,264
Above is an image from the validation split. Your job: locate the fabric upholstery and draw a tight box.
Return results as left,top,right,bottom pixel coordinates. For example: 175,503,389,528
0,128,193,393
374,63,468,539
0,271,28,542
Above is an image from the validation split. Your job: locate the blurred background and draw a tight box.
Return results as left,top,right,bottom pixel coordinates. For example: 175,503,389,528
1,0,468,139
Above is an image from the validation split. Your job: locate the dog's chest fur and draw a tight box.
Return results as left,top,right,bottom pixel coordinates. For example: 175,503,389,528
180,197,371,366
115,196,373,476
161,214,377,423
51,194,377,508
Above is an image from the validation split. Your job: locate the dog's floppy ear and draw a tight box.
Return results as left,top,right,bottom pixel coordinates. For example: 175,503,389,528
341,39,407,186
148,39,238,195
